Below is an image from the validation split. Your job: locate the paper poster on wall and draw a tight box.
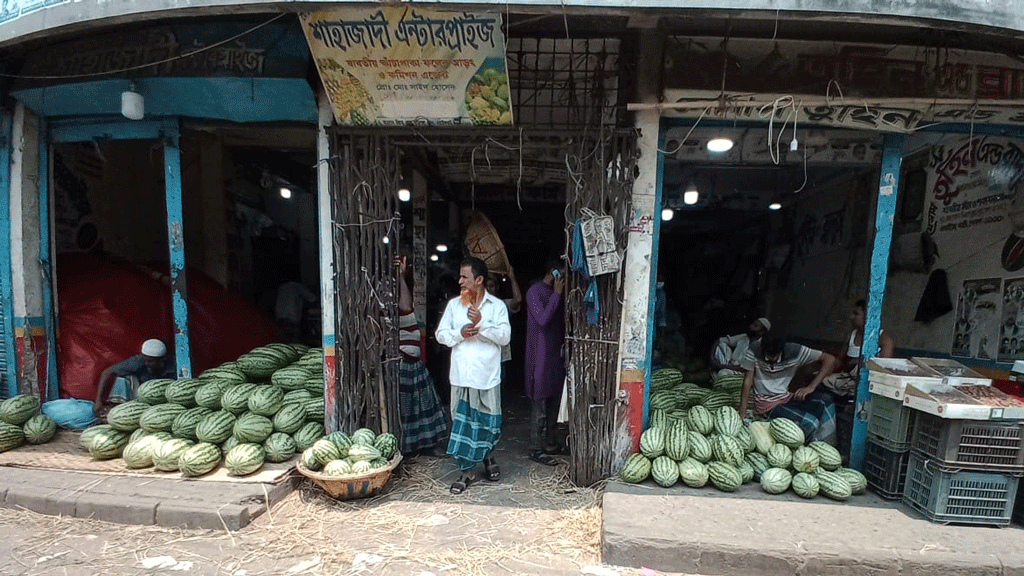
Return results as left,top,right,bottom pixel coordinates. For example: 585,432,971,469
998,278,1024,361
952,278,1002,359
300,7,512,126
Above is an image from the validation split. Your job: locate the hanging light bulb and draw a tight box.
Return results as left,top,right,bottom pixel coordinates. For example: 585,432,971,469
430,254,439,262
279,187,292,199
683,181,699,205
706,137,734,153
436,243,448,252
769,202,782,211
382,236,390,244
397,187,411,202
121,82,144,120
661,207,675,221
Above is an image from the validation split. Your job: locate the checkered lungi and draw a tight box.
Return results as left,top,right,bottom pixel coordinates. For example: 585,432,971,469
399,359,448,453
446,385,501,470
767,388,837,445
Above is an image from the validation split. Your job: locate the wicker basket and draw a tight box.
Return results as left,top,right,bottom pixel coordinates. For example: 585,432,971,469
296,453,403,500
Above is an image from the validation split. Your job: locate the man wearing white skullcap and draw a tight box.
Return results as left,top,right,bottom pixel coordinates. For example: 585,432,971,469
93,338,176,417
710,317,771,376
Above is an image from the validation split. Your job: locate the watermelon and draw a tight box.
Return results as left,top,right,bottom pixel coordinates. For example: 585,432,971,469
351,428,376,446
221,435,240,454
164,378,203,407
224,443,265,476
815,469,852,501
760,467,793,494
247,386,285,416
745,452,770,479
272,403,307,434
88,427,130,459
687,431,713,463
22,414,56,444
837,467,867,495
311,438,342,466
701,392,733,411
80,425,116,450
791,446,820,473
292,422,324,451
304,377,325,396
106,400,151,432
639,426,665,459
221,383,259,414
171,407,213,441
791,472,820,498
733,426,755,453
178,442,222,477
677,457,709,488
325,431,353,455
648,409,669,430
195,380,231,410
748,421,775,454
664,420,690,461
323,459,353,476
136,379,175,405
713,407,742,437
300,447,321,471
707,462,742,492
152,438,194,471
264,432,297,463
290,343,311,355
374,432,399,459
305,398,325,423
0,394,40,426
651,455,680,487
236,353,281,381
809,441,842,471
122,435,165,469
687,405,714,435
650,368,682,390
737,460,755,483
769,418,805,448
265,343,301,362
0,421,25,452
766,444,793,469
282,389,313,404
712,435,744,467
198,366,246,384
347,444,381,462
649,391,678,412
351,460,373,474
130,430,171,444
271,366,313,391
620,453,651,483
195,411,237,444
139,403,188,433
233,412,274,443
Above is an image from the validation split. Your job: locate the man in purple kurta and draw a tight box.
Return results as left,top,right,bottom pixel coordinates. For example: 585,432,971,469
524,255,566,465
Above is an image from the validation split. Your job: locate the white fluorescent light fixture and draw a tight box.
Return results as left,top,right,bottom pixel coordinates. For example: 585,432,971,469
397,187,411,202
430,254,439,262
706,137,734,153
769,202,782,211
279,187,292,199
661,207,674,221
683,182,699,205
436,243,448,252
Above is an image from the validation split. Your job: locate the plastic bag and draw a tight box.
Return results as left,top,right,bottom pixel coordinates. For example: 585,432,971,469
41,398,98,430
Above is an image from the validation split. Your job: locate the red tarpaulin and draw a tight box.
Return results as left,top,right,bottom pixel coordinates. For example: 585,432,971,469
57,253,282,400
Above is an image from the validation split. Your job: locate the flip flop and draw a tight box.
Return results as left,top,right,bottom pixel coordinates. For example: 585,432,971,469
483,457,501,481
529,451,558,466
450,473,476,494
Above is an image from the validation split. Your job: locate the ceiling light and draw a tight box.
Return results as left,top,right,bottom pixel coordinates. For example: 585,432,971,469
430,254,439,262
769,202,782,211
683,181,699,205
279,187,292,199
397,187,411,202
382,236,390,244
707,137,734,153
661,207,674,221
436,243,448,252
121,83,144,120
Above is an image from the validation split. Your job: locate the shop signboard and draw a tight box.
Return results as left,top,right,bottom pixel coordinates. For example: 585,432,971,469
300,7,512,127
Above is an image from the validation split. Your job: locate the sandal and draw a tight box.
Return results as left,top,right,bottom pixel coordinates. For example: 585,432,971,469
483,457,501,481
529,450,558,466
450,472,476,494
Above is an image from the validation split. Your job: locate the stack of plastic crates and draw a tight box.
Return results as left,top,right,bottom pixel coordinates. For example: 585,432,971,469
863,394,915,500
902,412,1024,527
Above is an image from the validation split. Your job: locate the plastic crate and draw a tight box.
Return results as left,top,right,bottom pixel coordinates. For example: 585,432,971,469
902,453,1018,527
863,438,910,500
1014,479,1024,526
911,412,1024,473
867,394,915,450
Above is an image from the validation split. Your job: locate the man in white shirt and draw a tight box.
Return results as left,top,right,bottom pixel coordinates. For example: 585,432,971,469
710,317,771,375
436,257,511,494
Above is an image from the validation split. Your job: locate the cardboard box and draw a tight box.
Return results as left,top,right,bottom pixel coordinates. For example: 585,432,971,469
866,358,942,390
910,357,991,387
902,381,1024,420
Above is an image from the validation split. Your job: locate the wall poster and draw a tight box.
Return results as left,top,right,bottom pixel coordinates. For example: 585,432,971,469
952,277,1002,359
999,278,1024,361
300,7,512,126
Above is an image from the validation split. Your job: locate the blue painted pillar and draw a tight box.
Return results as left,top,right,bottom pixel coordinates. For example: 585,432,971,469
161,118,192,378
0,111,15,398
850,132,904,470
37,117,58,401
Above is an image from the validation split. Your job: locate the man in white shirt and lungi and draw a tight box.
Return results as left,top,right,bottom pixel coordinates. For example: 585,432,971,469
436,257,512,494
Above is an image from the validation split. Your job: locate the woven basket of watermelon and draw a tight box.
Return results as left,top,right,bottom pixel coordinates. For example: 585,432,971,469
296,452,403,500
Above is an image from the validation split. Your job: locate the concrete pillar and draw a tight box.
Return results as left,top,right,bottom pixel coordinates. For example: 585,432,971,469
9,103,48,398
316,89,338,431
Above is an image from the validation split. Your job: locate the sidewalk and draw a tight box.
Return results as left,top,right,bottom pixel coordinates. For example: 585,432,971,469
602,480,1024,576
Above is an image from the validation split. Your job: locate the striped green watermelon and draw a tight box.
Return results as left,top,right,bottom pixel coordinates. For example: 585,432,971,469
0,394,40,426
152,438,194,471
792,472,820,498
197,366,247,384
649,391,678,412
178,442,222,477
620,453,651,483
677,457,708,487
707,461,742,492
347,444,381,462
247,386,285,416
325,431,353,455
650,368,682,390
304,376,324,396
374,432,399,459
266,343,301,362
760,467,792,494
322,459,353,476
792,446,820,473
290,343,311,355
701,392,733,411
88,427,130,459
236,352,284,381
22,414,56,444
220,383,258,414
687,405,714,435
0,421,25,452
369,457,389,469
80,424,116,450
164,378,203,407
734,426,755,453
815,469,852,500
766,444,792,469
195,411,237,444
351,428,375,446
122,435,165,469
129,429,171,444
712,435,744,467
745,452,770,479
651,455,680,487
738,460,755,483
271,366,313,391
139,403,188,433
351,460,373,475
106,400,151,432
687,431,713,463
639,426,665,459
837,467,867,495
292,422,324,451
311,438,342,466
136,378,174,405
305,398,325,423
264,432,297,463
809,441,842,471
648,409,669,430
300,447,321,471
221,435,240,454
195,380,232,410
282,389,313,404
272,402,307,434
713,407,742,437
769,418,805,448
233,412,274,443
664,420,690,461
171,407,213,441
224,443,265,476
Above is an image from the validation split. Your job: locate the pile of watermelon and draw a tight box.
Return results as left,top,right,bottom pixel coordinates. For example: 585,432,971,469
621,371,868,501
0,394,57,452
648,368,748,418
299,428,399,477
81,343,329,477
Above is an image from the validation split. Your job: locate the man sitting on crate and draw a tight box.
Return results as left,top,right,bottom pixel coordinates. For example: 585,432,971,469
738,335,839,445
93,339,176,417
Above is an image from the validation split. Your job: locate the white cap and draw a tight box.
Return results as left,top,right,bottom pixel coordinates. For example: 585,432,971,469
757,318,772,331
141,339,167,357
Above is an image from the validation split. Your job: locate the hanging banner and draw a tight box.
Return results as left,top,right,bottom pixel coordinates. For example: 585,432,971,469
300,7,512,127
952,277,1001,359
999,277,1024,362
